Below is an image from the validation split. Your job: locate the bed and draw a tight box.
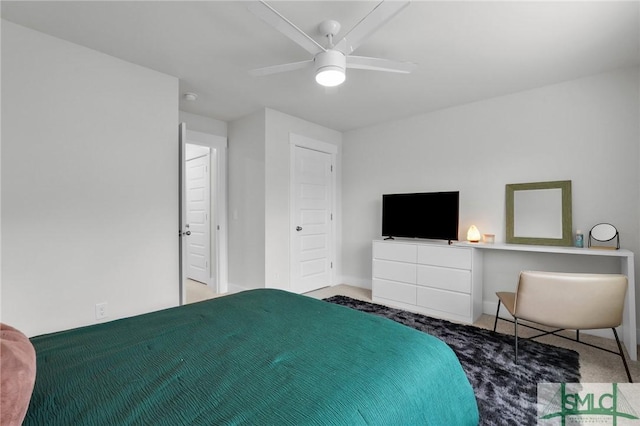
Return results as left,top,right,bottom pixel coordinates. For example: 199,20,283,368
24,289,478,425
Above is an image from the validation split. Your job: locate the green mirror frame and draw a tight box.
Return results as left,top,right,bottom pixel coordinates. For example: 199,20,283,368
505,180,573,246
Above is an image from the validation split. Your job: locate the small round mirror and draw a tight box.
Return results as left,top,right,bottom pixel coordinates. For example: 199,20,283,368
590,223,617,242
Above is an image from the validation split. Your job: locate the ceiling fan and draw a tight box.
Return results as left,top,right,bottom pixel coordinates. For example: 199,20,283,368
248,0,417,87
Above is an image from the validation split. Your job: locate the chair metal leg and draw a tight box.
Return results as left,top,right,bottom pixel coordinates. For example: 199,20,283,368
514,318,519,364
493,300,502,332
576,329,580,342
612,328,633,383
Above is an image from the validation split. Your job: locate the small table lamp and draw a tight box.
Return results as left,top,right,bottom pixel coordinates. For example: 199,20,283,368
467,225,481,243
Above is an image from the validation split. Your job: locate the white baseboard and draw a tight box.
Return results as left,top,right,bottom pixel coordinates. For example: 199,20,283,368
338,276,371,290
483,300,500,319
226,282,250,294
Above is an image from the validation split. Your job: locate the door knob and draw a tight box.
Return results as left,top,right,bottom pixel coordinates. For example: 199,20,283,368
296,226,302,231
185,231,191,236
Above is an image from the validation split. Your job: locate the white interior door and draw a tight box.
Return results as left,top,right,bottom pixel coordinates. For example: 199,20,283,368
292,146,334,293
185,130,228,294
185,148,210,285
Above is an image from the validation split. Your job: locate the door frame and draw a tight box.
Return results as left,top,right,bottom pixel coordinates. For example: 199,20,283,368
289,133,338,292
179,123,187,305
180,125,229,300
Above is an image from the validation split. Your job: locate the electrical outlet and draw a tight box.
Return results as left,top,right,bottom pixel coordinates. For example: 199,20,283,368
95,302,108,320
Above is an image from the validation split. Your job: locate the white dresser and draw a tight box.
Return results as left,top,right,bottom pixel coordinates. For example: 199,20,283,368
372,239,483,324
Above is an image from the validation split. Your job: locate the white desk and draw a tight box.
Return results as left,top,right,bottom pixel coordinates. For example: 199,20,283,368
460,242,637,361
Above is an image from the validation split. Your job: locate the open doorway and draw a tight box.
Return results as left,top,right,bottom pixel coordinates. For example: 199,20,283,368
180,125,228,303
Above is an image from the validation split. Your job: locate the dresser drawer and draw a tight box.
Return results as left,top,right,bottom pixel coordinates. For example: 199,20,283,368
417,245,471,269
417,265,471,293
373,241,417,263
417,286,471,317
373,259,416,284
373,279,417,305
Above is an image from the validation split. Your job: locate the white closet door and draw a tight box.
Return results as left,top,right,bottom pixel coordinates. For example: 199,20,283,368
291,146,333,293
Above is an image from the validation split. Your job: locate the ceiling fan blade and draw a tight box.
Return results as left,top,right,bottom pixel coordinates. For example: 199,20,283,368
347,56,417,73
249,60,314,77
248,1,325,56
335,1,410,55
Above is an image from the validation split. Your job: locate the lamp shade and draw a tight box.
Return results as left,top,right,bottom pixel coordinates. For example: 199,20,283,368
467,225,481,243
315,50,346,87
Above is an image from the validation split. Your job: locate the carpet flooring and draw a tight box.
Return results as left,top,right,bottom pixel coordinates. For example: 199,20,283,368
324,295,581,425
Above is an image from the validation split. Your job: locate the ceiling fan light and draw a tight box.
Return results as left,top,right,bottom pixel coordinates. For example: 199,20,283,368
316,67,345,87
315,49,346,87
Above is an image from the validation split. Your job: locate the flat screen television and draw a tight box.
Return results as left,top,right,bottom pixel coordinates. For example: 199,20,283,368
382,191,459,242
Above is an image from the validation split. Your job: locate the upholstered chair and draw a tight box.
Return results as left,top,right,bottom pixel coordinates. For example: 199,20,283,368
493,271,632,382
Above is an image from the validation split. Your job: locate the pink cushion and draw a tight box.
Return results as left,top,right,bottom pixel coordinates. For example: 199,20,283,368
1,323,36,426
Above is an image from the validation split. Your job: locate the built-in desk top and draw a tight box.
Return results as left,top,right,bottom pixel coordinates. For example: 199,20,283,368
455,241,634,258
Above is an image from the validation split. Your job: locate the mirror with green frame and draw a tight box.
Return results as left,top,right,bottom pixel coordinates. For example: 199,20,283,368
505,180,573,246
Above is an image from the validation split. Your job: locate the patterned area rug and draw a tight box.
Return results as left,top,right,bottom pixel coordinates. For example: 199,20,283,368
324,296,581,425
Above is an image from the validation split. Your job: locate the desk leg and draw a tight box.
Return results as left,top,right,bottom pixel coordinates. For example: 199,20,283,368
621,255,637,361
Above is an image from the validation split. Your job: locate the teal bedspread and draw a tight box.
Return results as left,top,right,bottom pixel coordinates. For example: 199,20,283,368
26,289,478,425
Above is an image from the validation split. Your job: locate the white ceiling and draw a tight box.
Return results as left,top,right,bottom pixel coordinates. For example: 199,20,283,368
2,1,639,132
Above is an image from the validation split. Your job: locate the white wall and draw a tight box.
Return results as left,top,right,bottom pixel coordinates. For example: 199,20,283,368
179,110,227,137
264,108,342,290
227,108,341,292
227,110,266,292
342,67,640,321
1,21,179,336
